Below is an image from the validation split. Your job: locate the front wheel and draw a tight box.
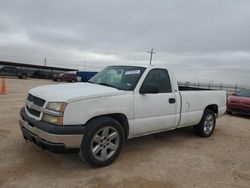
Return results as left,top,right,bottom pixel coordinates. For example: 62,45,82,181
193,109,216,137
79,117,125,166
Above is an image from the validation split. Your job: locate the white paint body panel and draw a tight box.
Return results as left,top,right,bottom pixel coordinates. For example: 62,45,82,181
178,90,227,128
29,82,123,102
28,65,227,140
133,92,178,136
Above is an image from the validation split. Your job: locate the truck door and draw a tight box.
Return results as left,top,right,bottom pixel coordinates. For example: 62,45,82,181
134,69,178,136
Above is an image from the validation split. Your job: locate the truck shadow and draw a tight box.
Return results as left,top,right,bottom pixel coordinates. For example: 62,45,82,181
1,125,199,183
64,126,195,160
62,126,196,168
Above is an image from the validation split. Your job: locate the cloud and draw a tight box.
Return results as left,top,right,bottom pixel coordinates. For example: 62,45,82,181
0,0,250,86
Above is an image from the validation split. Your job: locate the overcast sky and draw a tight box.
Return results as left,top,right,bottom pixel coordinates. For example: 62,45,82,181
0,0,250,86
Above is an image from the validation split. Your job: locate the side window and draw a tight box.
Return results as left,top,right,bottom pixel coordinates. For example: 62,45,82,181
142,69,172,93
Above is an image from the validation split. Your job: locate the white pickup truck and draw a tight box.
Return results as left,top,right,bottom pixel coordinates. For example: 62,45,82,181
19,65,226,166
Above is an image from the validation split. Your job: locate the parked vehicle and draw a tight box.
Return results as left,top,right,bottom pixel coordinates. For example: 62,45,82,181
0,65,29,79
53,73,60,81
19,65,227,166
53,72,77,82
76,71,98,82
227,89,250,115
33,70,54,79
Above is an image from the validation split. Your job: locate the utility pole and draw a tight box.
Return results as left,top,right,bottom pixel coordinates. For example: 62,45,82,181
83,55,86,71
147,48,156,65
44,57,47,66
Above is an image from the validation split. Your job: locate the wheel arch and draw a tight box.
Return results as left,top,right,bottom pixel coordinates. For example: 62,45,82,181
205,104,218,116
85,113,129,139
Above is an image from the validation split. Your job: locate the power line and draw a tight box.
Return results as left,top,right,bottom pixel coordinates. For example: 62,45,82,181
147,48,156,65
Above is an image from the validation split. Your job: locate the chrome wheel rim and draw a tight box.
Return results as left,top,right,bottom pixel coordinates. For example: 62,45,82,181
91,126,120,161
203,114,214,135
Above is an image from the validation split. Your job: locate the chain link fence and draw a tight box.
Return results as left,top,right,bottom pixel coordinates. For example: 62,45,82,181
178,82,248,95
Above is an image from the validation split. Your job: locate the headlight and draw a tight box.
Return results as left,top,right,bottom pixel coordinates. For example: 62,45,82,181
42,114,63,125
43,102,67,125
46,102,67,112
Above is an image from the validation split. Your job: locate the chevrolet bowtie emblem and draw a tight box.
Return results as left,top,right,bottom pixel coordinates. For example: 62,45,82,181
27,101,34,109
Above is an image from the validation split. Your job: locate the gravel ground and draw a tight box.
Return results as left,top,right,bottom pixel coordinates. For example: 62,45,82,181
0,78,250,188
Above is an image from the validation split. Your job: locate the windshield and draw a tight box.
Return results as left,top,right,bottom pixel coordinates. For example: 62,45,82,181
89,66,146,91
236,89,250,97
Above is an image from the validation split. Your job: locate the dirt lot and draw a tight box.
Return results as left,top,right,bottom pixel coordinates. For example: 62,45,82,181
0,78,250,188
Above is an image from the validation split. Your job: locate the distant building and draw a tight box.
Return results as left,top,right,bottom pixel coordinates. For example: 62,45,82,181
0,61,78,79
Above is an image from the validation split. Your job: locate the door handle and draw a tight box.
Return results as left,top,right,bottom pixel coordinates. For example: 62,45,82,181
169,98,176,104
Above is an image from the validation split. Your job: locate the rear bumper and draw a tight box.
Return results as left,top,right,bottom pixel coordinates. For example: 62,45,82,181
19,107,85,151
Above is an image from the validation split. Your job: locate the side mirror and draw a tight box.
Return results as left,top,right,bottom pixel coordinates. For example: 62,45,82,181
140,84,159,94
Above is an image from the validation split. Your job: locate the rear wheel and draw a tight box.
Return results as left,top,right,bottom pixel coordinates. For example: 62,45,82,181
18,74,27,79
79,117,125,166
22,74,27,79
193,109,216,137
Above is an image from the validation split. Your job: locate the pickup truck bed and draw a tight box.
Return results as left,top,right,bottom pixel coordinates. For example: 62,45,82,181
178,90,226,128
179,86,212,91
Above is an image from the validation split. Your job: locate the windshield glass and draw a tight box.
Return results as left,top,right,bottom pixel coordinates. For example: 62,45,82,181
89,66,146,91
236,89,250,97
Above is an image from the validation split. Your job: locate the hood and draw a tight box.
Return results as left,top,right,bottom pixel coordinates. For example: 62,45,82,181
228,95,250,104
29,83,125,102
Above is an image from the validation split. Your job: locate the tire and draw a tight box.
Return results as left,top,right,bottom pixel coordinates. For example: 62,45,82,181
19,74,27,79
22,74,27,79
193,109,216,137
79,117,125,166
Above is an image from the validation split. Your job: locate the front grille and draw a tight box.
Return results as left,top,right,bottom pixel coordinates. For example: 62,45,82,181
27,94,45,107
26,105,41,117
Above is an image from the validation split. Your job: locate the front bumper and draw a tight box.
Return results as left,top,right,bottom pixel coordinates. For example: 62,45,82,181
227,108,250,115
19,107,85,152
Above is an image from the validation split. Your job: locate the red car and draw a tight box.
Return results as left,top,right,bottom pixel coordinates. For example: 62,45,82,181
53,72,77,82
227,89,250,115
